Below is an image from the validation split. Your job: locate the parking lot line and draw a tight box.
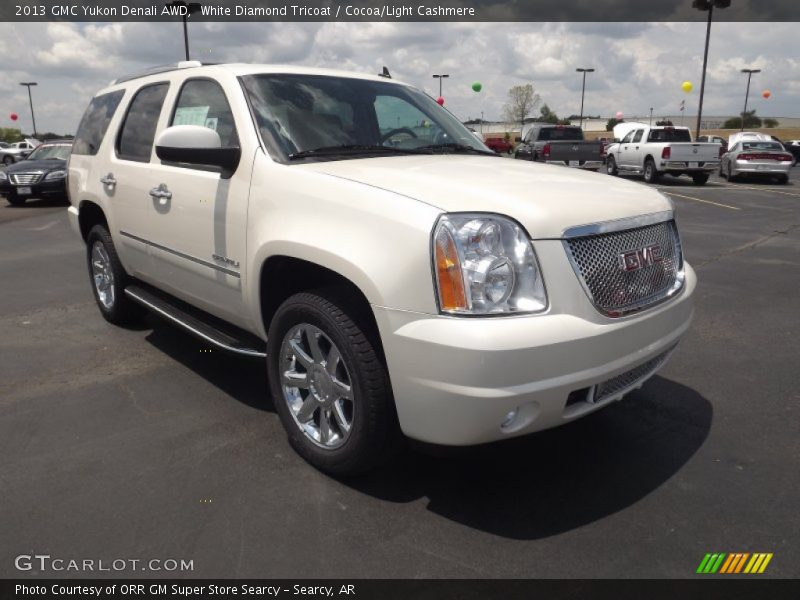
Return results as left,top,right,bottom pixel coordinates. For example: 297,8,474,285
658,190,741,210
714,184,800,199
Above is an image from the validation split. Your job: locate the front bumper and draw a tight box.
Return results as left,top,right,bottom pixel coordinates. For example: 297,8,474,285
0,178,66,199
374,254,696,446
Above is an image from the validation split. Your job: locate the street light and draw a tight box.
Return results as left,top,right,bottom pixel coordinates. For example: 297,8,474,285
19,82,38,139
432,74,449,97
576,68,595,131
165,1,202,61
740,68,761,131
649,107,654,126
693,0,731,139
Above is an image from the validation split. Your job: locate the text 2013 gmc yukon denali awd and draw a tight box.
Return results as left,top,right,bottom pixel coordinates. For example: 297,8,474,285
68,62,695,474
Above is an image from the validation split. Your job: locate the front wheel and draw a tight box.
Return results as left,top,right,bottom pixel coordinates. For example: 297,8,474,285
267,291,401,476
86,224,144,325
692,173,710,186
643,159,659,184
2,155,14,166
606,155,618,176
6,195,25,206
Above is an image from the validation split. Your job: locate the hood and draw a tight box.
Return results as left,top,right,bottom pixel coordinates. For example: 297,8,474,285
5,158,65,173
297,155,671,239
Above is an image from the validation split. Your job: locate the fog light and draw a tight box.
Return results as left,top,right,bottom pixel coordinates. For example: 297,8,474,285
501,408,519,429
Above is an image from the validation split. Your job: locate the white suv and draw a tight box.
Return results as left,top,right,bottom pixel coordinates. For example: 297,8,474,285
68,62,696,474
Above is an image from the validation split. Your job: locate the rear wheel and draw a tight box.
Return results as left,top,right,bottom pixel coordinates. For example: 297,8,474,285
692,173,710,186
86,224,144,325
777,174,789,185
643,158,659,184
267,291,401,476
2,155,14,166
606,155,618,176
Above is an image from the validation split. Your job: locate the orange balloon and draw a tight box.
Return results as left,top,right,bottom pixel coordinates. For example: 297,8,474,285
762,90,772,99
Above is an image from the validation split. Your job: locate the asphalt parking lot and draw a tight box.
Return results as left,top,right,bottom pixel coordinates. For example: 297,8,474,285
1,167,798,579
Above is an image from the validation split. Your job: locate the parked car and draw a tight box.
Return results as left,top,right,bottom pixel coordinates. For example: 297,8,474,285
67,62,695,474
484,136,514,154
514,124,604,170
0,140,71,205
719,139,794,184
0,139,40,165
604,123,721,185
697,135,728,151
783,140,800,162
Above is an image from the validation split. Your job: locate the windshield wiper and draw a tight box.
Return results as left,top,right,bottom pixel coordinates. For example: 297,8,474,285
414,143,497,156
288,144,432,160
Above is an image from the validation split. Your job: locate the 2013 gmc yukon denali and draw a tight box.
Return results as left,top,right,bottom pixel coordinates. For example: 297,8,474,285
67,62,696,474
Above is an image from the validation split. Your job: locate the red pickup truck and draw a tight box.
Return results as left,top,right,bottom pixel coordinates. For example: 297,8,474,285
484,137,514,154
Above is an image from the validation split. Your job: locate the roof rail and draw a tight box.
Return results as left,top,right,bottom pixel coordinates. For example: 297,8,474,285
111,61,207,85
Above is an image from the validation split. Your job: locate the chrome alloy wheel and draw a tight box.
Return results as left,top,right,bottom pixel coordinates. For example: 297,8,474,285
280,323,354,449
91,241,115,309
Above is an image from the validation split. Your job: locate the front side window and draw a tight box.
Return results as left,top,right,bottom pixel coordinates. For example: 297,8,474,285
621,131,635,144
170,79,239,147
241,74,489,161
73,90,125,156
632,130,644,143
117,83,169,162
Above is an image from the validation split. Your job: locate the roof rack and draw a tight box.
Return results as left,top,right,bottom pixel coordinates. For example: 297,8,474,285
111,61,214,85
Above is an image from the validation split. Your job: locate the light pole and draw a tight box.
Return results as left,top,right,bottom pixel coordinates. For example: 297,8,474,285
693,0,731,139
649,107,654,126
740,68,761,131
165,1,202,61
576,68,595,130
19,82,38,139
432,74,449,98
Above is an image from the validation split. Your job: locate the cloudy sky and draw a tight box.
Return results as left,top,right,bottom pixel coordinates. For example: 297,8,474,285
1,21,798,134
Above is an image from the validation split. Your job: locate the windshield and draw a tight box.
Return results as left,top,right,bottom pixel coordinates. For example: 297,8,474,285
241,74,489,160
648,129,692,142
741,142,783,151
537,127,583,141
26,144,71,161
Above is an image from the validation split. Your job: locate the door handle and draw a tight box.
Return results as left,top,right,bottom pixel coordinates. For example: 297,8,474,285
99,173,116,187
149,184,172,201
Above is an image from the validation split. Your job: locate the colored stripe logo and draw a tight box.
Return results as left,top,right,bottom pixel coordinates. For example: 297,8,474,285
697,553,773,574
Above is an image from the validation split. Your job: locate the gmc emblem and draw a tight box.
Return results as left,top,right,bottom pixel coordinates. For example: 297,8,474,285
619,244,664,272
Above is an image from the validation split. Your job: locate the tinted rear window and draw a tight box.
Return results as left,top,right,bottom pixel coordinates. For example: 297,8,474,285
117,83,169,162
72,90,125,155
537,127,583,141
647,128,692,142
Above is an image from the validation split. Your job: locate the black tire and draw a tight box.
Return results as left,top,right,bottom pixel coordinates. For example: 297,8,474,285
692,173,710,186
86,224,144,326
267,291,401,476
6,195,25,206
777,175,789,185
719,162,727,179
606,155,618,176
2,155,14,166
643,158,659,184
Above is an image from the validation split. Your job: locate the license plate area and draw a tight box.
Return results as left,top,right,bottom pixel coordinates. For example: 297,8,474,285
689,162,699,169
569,160,580,167
17,186,32,195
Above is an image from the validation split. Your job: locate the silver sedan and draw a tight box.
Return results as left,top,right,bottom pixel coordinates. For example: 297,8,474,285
720,140,794,184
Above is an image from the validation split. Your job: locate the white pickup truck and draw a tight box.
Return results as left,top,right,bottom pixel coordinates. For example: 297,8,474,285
605,123,721,185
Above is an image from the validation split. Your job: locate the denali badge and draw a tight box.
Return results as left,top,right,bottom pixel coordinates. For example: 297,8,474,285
619,244,664,272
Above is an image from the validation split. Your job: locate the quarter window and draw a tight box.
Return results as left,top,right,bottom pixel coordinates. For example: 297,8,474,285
117,83,169,162
73,90,125,155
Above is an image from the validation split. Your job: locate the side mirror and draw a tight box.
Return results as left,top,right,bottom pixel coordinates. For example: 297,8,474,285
155,125,240,172
515,137,522,143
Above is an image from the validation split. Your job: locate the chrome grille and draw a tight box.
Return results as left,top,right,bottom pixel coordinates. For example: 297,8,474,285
10,171,43,185
564,219,683,316
593,345,675,404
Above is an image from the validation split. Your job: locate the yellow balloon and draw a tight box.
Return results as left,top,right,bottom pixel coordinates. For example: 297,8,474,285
682,81,693,93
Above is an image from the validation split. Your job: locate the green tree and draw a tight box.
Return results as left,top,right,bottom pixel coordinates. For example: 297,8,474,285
606,118,624,132
723,110,763,129
763,118,779,128
0,128,24,143
539,103,559,124
502,84,541,131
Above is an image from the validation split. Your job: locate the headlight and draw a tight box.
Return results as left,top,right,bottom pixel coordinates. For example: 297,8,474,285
433,213,547,315
0,171,7,181
44,169,66,180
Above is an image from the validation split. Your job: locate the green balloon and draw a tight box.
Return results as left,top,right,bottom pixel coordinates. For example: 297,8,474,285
472,82,482,92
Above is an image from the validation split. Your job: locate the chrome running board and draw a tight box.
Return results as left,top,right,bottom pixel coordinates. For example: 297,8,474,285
125,285,266,359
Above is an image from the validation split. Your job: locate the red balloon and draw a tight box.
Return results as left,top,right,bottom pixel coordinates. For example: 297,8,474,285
762,90,772,99
10,113,18,121
436,96,445,106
